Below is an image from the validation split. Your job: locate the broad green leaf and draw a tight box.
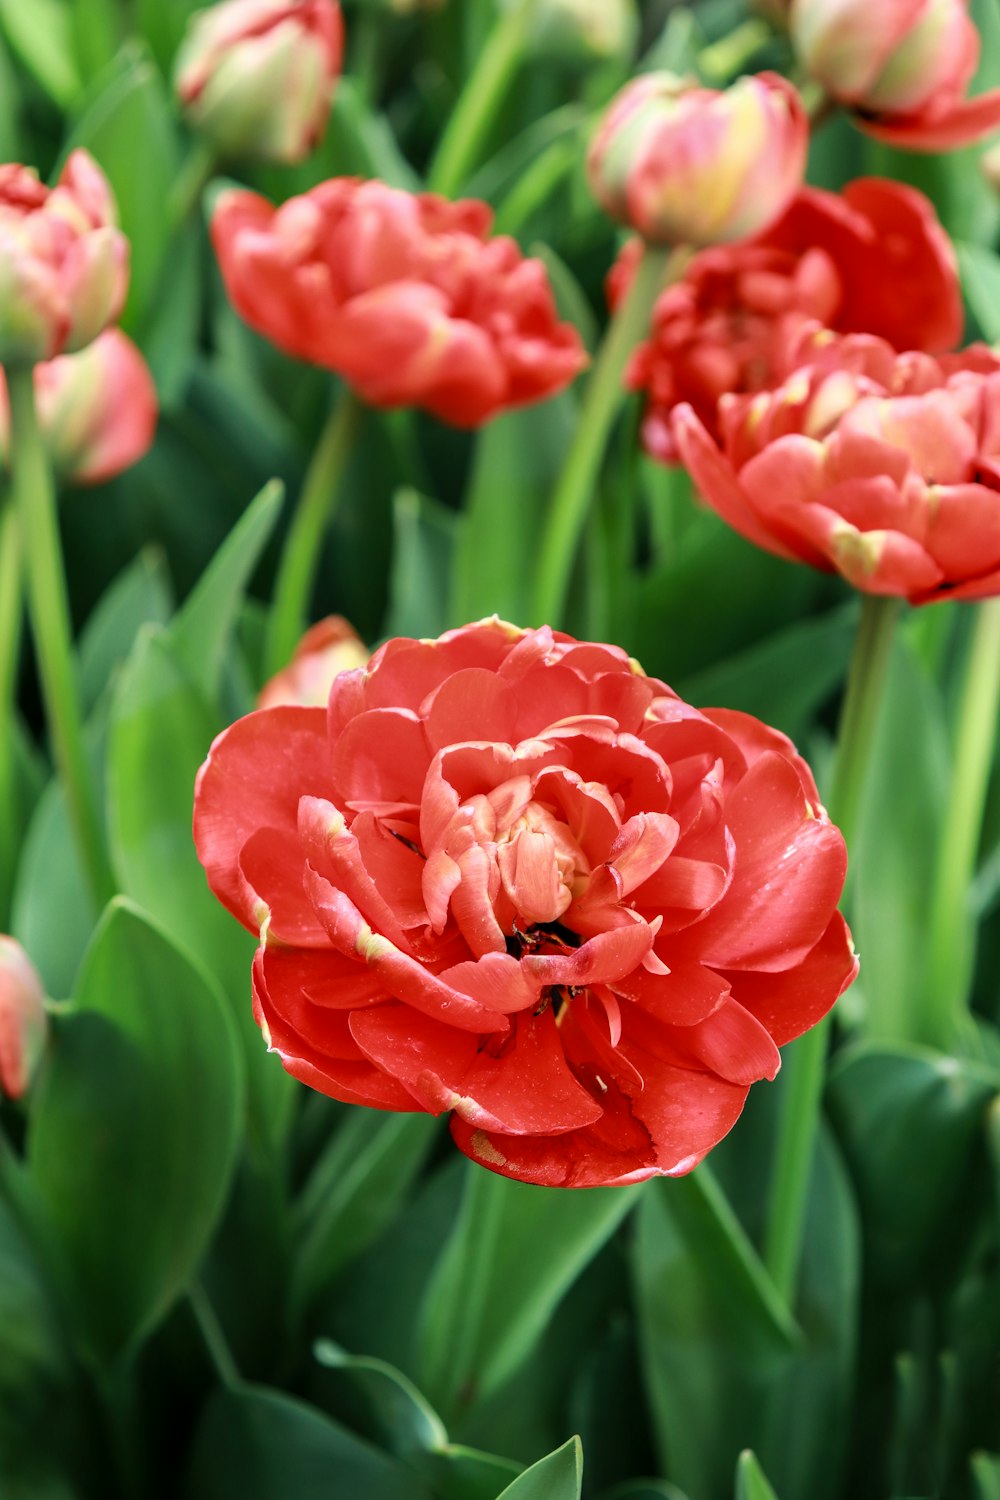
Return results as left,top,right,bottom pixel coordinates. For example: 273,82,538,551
850,635,949,1041
467,103,584,204
736,1452,779,1500
71,0,122,82
0,0,80,105
141,217,202,407
134,0,202,73
171,479,284,701
78,548,173,715
322,77,422,190
828,1042,997,1288
185,1385,433,1499
972,1452,1000,1500
452,393,578,628
312,1342,448,1456
531,242,599,353
292,1111,439,1319
26,900,243,1362
0,1197,69,1457
496,1436,583,1500
106,625,291,1142
633,1168,800,1500
418,1164,639,1420
64,46,180,329
383,489,459,641
957,242,1000,343
424,1445,523,1500
0,29,24,160
596,1486,691,1500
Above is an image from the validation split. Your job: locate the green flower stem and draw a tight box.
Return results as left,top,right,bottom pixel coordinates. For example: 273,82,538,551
763,593,901,1306
169,138,217,230
427,0,535,198
264,388,361,680
0,501,22,851
9,366,114,909
923,598,1000,1047
532,243,677,628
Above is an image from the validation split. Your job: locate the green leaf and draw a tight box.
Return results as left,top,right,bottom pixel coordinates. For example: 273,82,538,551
452,393,579,628
133,0,202,73
423,1445,523,1500
417,1164,639,1420
77,548,173,715
171,479,284,702
496,1436,583,1500
312,1342,448,1457
71,0,122,82
185,1385,433,1499
827,1041,997,1288
324,77,422,190
850,634,949,1041
0,714,46,929
956,242,1000,343
531,243,599,353
64,45,180,329
972,1451,1000,1500
26,899,243,1362
736,1452,779,1500
292,1111,440,1319
383,489,459,641
595,1486,691,1500
0,0,80,105
106,626,291,1143
0,1197,70,1459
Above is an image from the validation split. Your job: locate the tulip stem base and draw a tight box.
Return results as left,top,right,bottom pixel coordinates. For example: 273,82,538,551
763,593,901,1306
427,0,535,198
9,366,114,910
924,598,1000,1047
265,387,361,680
532,243,679,628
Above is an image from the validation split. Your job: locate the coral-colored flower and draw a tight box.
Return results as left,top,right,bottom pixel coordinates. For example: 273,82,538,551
587,71,807,247
0,151,128,367
610,178,962,462
258,615,369,708
675,329,1000,602
0,330,157,485
790,0,1000,149
212,179,587,426
0,937,47,1100
194,618,856,1188
175,0,343,164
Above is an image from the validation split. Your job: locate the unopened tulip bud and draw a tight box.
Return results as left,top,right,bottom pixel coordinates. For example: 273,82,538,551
175,0,344,164
790,0,1000,150
521,0,638,61
258,615,369,708
0,151,128,367
0,330,157,486
587,71,808,247
0,938,47,1101
983,140,1000,194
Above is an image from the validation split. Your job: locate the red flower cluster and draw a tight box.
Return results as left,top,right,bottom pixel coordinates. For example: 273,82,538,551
194,620,857,1188
675,331,1000,602
212,180,587,427
611,179,961,462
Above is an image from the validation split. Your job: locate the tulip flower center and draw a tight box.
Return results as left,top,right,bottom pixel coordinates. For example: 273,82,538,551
494,800,590,930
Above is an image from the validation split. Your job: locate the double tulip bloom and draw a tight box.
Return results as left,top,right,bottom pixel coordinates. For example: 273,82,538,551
790,0,1000,149
212,179,587,427
0,151,128,368
175,0,344,164
612,177,962,462
194,619,856,1188
587,71,808,247
0,330,157,486
675,331,1000,602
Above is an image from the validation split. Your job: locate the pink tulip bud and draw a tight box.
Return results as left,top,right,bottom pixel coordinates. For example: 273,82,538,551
0,330,158,486
257,616,370,709
587,71,808,248
528,0,638,61
0,937,47,1100
0,151,129,367
790,0,1000,150
175,0,344,164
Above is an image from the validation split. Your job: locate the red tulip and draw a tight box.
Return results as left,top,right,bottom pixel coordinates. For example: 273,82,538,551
610,178,962,463
257,615,369,709
0,330,157,485
175,0,343,164
587,71,807,247
0,937,47,1100
211,179,587,426
0,151,128,367
675,330,1000,602
194,618,856,1188
790,0,1000,149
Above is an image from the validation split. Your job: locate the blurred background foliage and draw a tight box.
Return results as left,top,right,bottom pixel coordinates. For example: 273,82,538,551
4,1,1000,1497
